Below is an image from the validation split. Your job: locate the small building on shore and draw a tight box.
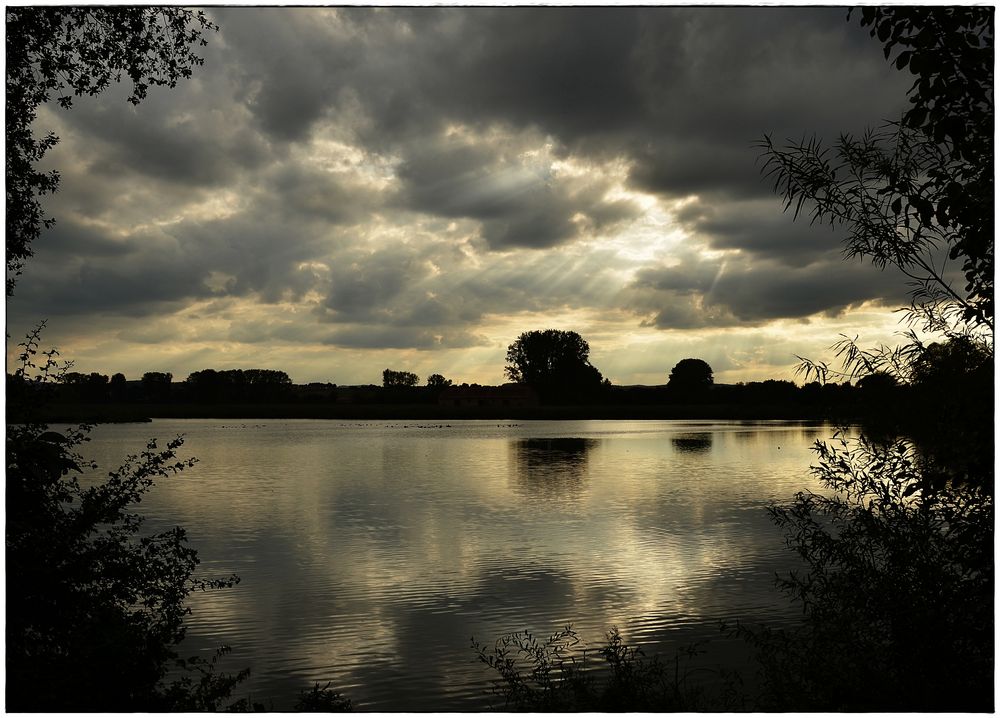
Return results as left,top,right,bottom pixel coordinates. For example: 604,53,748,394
438,383,540,409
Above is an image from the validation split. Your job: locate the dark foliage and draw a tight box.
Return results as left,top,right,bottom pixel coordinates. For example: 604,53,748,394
426,373,453,388
505,329,605,402
141,370,174,402
905,336,994,491
666,358,714,392
383,368,420,387
186,368,294,402
737,432,993,711
857,7,993,326
6,326,247,711
745,7,994,711
759,6,993,332
5,7,217,294
60,370,111,402
473,626,737,711
294,682,353,711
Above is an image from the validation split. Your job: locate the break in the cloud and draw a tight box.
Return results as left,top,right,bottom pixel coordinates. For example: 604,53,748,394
8,7,920,385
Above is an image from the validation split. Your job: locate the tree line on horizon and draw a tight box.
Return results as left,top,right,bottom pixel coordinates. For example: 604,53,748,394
9,326,988,428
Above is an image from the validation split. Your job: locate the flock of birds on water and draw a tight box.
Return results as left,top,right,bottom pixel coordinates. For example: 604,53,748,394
218,423,521,429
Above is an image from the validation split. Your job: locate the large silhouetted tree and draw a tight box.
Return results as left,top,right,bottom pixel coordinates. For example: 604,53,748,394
141,371,173,401
383,368,419,387
185,368,293,402
505,330,604,399
666,358,714,391
6,7,217,294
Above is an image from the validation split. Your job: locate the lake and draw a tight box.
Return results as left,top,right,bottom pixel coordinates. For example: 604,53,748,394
77,418,837,710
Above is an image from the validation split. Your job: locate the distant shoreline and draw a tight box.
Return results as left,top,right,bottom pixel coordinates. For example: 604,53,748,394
26,401,855,424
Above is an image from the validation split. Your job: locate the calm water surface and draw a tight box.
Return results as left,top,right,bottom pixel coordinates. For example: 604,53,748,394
78,419,837,709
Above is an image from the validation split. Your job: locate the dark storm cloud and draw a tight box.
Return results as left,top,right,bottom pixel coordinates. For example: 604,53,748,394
416,8,647,138
300,6,905,270
211,7,367,142
207,6,907,200
314,241,627,339
9,233,214,320
261,164,382,226
626,251,910,329
308,7,906,198
14,6,919,352
7,208,341,324
320,247,429,320
42,61,275,192
68,99,270,188
394,135,639,250
618,7,910,201
36,218,133,259
674,198,850,267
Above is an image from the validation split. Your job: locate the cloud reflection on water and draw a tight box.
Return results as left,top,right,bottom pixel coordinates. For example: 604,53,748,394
82,420,833,709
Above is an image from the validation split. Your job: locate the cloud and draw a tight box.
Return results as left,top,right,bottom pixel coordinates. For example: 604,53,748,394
320,325,488,350
673,197,850,267
624,246,910,329
393,129,641,250
211,7,366,142
8,6,920,378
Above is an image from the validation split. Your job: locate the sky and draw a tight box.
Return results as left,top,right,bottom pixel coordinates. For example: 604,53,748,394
7,6,921,386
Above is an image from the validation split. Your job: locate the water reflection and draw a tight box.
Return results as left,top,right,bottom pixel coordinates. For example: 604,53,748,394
509,438,598,499
78,419,836,710
670,433,713,454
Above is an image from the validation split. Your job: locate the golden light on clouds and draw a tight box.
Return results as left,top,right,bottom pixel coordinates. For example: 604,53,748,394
8,6,918,390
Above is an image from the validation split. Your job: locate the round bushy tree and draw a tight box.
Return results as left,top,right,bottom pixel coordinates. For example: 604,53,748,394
667,358,714,390
505,329,604,399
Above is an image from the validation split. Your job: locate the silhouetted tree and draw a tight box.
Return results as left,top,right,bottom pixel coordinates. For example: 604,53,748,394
6,7,217,294
383,368,419,387
910,335,992,390
185,368,223,400
141,371,173,402
855,371,897,393
505,330,604,400
858,7,993,326
60,371,110,402
242,368,292,388
854,372,900,415
109,372,127,401
427,373,453,388
237,368,292,401
741,379,798,405
185,368,292,402
906,336,993,487
666,359,713,393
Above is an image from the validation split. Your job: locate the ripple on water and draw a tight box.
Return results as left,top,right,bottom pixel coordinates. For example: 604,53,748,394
79,419,833,710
